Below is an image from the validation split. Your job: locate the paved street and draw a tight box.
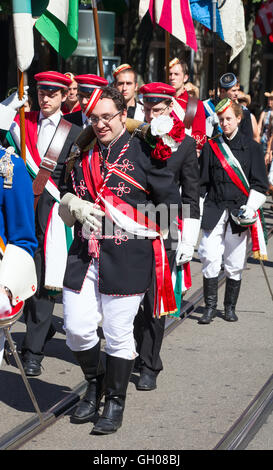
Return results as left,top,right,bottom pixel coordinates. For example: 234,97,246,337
1,201,273,452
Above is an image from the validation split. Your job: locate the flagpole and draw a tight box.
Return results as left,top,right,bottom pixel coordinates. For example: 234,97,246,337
17,69,26,164
165,31,170,83
91,0,104,78
212,0,217,100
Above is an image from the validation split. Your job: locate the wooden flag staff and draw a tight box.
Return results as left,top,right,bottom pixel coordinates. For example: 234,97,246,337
91,0,104,78
17,69,26,164
165,31,170,83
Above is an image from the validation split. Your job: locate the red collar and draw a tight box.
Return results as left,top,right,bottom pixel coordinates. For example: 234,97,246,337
176,89,188,103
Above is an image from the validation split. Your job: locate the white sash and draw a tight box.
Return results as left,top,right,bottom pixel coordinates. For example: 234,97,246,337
44,202,73,291
172,98,192,136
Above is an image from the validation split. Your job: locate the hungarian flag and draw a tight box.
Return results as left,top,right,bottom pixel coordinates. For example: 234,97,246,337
35,0,79,59
12,0,49,71
254,0,273,40
139,0,197,51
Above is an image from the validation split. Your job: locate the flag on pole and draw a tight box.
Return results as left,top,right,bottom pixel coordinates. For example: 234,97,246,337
35,0,79,60
189,0,246,62
139,0,197,51
254,0,273,40
12,0,49,71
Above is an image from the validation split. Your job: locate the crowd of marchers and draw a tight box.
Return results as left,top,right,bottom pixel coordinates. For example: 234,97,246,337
0,59,269,436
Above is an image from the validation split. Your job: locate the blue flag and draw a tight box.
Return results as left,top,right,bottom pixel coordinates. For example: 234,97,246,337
190,0,224,39
189,0,246,62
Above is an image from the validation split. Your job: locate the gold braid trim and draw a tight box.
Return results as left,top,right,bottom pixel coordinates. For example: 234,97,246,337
159,307,178,317
252,251,268,261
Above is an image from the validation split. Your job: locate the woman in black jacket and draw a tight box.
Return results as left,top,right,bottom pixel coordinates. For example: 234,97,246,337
198,98,268,324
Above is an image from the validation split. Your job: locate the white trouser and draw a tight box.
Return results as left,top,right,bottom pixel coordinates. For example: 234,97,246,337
62,260,144,360
198,210,248,281
0,329,5,369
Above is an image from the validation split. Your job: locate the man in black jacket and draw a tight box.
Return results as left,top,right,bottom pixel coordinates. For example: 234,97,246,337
133,82,200,391
113,64,145,121
58,86,181,435
7,71,82,376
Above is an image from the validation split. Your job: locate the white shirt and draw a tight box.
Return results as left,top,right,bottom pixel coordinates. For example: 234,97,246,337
134,102,145,122
37,110,62,158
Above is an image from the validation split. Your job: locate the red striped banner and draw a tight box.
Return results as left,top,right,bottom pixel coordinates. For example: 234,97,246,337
254,0,273,39
139,0,197,51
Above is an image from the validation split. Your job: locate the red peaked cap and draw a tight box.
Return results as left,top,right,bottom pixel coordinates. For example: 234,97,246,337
75,75,108,117
74,74,108,92
139,82,176,102
34,71,72,89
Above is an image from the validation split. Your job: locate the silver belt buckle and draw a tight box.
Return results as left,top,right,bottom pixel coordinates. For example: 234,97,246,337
40,157,57,172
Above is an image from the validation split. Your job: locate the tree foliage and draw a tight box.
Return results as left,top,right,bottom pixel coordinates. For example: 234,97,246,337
242,0,263,28
0,0,11,15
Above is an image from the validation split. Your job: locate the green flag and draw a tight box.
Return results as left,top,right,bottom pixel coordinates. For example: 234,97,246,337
12,0,49,71
35,0,78,59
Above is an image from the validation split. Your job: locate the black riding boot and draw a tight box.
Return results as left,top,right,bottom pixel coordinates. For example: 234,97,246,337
71,342,105,424
92,355,134,435
198,276,218,324
223,278,241,322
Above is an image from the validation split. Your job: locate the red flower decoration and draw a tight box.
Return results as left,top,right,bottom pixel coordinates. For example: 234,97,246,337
151,139,172,161
150,116,186,161
169,119,185,142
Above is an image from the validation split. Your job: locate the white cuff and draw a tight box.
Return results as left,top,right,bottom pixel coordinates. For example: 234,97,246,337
0,104,17,131
247,189,266,211
181,218,201,247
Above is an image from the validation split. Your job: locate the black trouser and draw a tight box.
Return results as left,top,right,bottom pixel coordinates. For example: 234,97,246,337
21,293,55,362
134,249,175,375
21,244,56,363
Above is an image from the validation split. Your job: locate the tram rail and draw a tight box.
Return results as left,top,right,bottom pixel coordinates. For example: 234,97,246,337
214,373,273,450
1,217,273,450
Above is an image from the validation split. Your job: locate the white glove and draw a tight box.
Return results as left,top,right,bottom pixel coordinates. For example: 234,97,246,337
59,193,104,231
239,189,266,217
0,86,29,131
239,205,255,220
176,218,200,266
1,86,29,111
72,199,104,231
176,242,194,265
0,292,12,316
